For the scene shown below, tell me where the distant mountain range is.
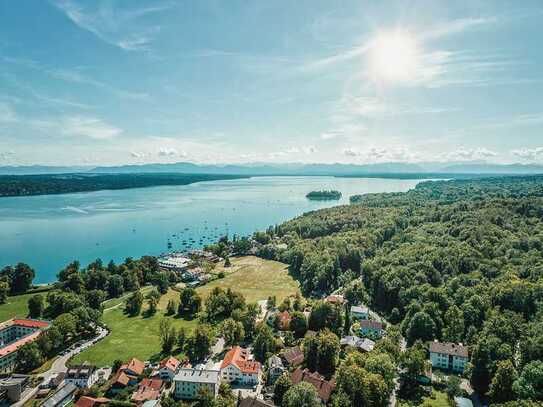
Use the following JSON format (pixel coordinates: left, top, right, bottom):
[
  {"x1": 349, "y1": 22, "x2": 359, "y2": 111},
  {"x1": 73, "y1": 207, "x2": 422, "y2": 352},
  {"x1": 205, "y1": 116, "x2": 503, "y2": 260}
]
[{"x1": 1, "y1": 161, "x2": 542, "y2": 176}]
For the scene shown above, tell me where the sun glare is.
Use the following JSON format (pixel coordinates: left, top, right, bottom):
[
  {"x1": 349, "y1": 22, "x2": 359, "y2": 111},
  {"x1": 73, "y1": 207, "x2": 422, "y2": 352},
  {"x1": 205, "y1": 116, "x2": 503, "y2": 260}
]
[{"x1": 368, "y1": 30, "x2": 420, "y2": 83}]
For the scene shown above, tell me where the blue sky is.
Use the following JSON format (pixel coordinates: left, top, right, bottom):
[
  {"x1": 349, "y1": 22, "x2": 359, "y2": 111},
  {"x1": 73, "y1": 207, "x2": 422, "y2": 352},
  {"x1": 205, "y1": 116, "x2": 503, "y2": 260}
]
[{"x1": 1, "y1": 0, "x2": 542, "y2": 166}]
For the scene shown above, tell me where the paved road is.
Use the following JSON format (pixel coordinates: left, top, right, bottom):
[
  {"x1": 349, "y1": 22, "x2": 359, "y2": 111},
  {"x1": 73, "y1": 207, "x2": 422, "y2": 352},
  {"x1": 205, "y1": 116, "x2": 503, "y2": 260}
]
[{"x1": 13, "y1": 326, "x2": 109, "y2": 407}]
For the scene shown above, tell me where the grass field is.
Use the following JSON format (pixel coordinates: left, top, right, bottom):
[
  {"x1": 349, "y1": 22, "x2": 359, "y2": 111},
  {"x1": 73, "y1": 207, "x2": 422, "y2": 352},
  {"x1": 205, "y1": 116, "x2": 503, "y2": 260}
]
[
  {"x1": 197, "y1": 256, "x2": 300, "y2": 304},
  {"x1": 398, "y1": 390, "x2": 451, "y2": 407},
  {"x1": 72, "y1": 256, "x2": 297, "y2": 366},
  {"x1": 0, "y1": 293, "x2": 32, "y2": 321}
]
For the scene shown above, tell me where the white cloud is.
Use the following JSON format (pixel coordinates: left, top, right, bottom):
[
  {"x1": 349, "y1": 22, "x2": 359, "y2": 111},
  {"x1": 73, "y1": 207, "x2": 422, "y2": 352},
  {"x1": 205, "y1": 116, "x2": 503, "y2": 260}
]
[
  {"x1": 343, "y1": 148, "x2": 360, "y2": 157},
  {"x1": 511, "y1": 147, "x2": 543, "y2": 161},
  {"x1": 303, "y1": 145, "x2": 317, "y2": 154},
  {"x1": 130, "y1": 151, "x2": 147, "y2": 158},
  {"x1": 439, "y1": 147, "x2": 497, "y2": 161},
  {"x1": 62, "y1": 116, "x2": 122, "y2": 140},
  {"x1": 53, "y1": 0, "x2": 172, "y2": 51},
  {"x1": 158, "y1": 147, "x2": 178, "y2": 157}
]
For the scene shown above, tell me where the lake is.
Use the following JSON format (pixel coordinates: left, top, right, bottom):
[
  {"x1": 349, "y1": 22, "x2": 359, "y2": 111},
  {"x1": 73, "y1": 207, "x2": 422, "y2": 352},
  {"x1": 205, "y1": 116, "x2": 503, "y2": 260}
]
[{"x1": 0, "y1": 176, "x2": 423, "y2": 283}]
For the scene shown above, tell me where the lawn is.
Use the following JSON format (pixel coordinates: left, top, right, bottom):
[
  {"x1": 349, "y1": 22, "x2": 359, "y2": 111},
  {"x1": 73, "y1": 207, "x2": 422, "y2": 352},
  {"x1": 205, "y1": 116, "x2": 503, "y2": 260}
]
[
  {"x1": 71, "y1": 290, "x2": 198, "y2": 367},
  {"x1": 72, "y1": 256, "x2": 299, "y2": 367},
  {"x1": 0, "y1": 293, "x2": 32, "y2": 321},
  {"x1": 197, "y1": 256, "x2": 300, "y2": 304}
]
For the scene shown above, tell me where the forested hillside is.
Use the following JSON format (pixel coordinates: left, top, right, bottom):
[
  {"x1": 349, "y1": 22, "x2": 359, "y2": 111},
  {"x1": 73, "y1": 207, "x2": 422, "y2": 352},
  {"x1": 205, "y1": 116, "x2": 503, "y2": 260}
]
[{"x1": 258, "y1": 175, "x2": 543, "y2": 401}]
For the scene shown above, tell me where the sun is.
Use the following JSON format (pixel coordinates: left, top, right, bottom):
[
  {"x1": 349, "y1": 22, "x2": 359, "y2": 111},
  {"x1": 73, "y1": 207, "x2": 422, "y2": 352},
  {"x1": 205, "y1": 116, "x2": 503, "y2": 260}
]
[{"x1": 368, "y1": 29, "x2": 420, "y2": 83}]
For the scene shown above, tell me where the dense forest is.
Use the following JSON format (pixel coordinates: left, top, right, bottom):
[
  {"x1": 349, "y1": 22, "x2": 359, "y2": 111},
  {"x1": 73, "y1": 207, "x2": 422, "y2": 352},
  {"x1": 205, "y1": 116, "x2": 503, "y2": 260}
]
[
  {"x1": 0, "y1": 173, "x2": 247, "y2": 197},
  {"x1": 306, "y1": 190, "x2": 342, "y2": 200},
  {"x1": 256, "y1": 175, "x2": 543, "y2": 403}
]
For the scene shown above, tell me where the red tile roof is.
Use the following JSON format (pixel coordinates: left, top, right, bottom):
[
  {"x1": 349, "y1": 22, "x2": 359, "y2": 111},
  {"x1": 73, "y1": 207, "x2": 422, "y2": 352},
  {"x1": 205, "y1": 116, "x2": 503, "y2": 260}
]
[
  {"x1": 131, "y1": 387, "x2": 160, "y2": 403},
  {"x1": 359, "y1": 320, "x2": 383, "y2": 330},
  {"x1": 277, "y1": 311, "x2": 291, "y2": 330},
  {"x1": 13, "y1": 319, "x2": 50, "y2": 329},
  {"x1": 121, "y1": 358, "x2": 145, "y2": 376},
  {"x1": 138, "y1": 378, "x2": 163, "y2": 391},
  {"x1": 0, "y1": 331, "x2": 41, "y2": 357},
  {"x1": 291, "y1": 368, "x2": 335, "y2": 403},
  {"x1": 325, "y1": 295, "x2": 345, "y2": 304},
  {"x1": 159, "y1": 356, "x2": 180, "y2": 372},
  {"x1": 75, "y1": 396, "x2": 110, "y2": 407},
  {"x1": 111, "y1": 371, "x2": 131, "y2": 387},
  {"x1": 282, "y1": 346, "x2": 304, "y2": 366},
  {"x1": 221, "y1": 346, "x2": 261, "y2": 374}
]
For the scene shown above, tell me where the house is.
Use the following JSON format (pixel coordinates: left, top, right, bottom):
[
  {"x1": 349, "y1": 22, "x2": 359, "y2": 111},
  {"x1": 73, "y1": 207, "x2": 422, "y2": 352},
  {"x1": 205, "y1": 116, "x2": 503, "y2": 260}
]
[
  {"x1": 0, "y1": 318, "x2": 50, "y2": 373},
  {"x1": 358, "y1": 320, "x2": 384, "y2": 339},
  {"x1": 65, "y1": 365, "x2": 99, "y2": 388},
  {"x1": 325, "y1": 294, "x2": 345, "y2": 305},
  {"x1": 282, "y1": 346, "x2": 304, "y2": 367},
  {"x1": 131, "y1": 378, "x2": 163, "y2": 404},
  {"x1": 340, "y1": 336, "x2": 375, "y2": 352},
  {"x1": 429, "y1": 341, "x2": 469, "y2": 373},
  {"x1": 220, "y1": 346, "x2": 261, "y2": 385},
  {"x1": 239, "y1": 396, "x2": 274, "y2": 407},
  {"x1": 454, "y1": 396, "x2": 474, "y2": 407},
  {"x1": 291, "y1": 368, "x2": 335, "y2": 404},
  {"x1": 41, "y1": 383, "x2": 78, "y2": 407},
  {"x1": 266, "y1": 355, "x2": 285, "y2": 384},
  {"x1": 174, "y1": 368, "x2": 220, "y2": 400},
  {"x1": 110, "y1": 371, "x2": 132, "y2": 392},
  {"x1": 276, "y1": 311, "x2": 291, "y2": 331},
  {"x1": 350, "y1": 305, "x2": 369, "y2": 320},
  {"x1": 75, "y1": 396, "x2": 110, "y2": 407},
  {"x1": 120, "y1": 358, "x2": 146, "y2": 377},
  {"x1": 159, "y1": 356, "x2": 181, "y2": 381}
]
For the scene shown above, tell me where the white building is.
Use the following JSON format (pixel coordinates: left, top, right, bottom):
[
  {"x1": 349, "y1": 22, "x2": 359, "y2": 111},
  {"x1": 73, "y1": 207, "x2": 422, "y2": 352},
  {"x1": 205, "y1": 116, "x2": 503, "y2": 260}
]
[
  {"x1": 220, "y1": 346, "x2": 261, "y2": 385},
  {"x1": 429, "y1": 341, "x2": 469, "y2": 373},
  {"x1": 64, "y1": 365, "x2": 99, "y2": 388},
  {"x1": 174, "y1": 368, "x2": 220, "y2": 400},
  {"x1": 158, "y1": 254, "x2": 191, "y2": 272}
]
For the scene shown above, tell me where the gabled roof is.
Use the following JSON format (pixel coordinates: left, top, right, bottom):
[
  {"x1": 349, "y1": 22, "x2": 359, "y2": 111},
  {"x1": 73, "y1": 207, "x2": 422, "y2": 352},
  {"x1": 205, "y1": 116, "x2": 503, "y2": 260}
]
[
  {"x1": 159, "y1": 356, "x2": 180, "y2": 372},
  {"x1": 325, "y1": 294, "x2": 345, "y2": 304},
  {"x1": 0, "y1": 331, "x2": 41, "y2": 357},
  {"x1": 282, "y1": 346, "x2": 304, "y2": 366},
  {"x1": 239, "y1": 397, "x2": 274, "y2": 407},
  {"x1": 430, "y1": 341, "x2": 469, "y2": 358},
  {"x1": 111, "y1": 371, "x2": 131, "y2": 387},
  {"x1": 138, "y1": 378, "x2": 163, "y2": 391},
  {"x1": 291, "y1": 368, "x2": 335, "y2": 403},
  {"x1": 340, "y1": 335, "x2": 375, "y2": 352},
  {"x1": 131, "y1": 387, "x2": 160, "y2": 403},
  {"x1": 351, "y1": 305, "x2": 369, "y2": 314},
  {"x1": 121, "y1": 358, "x2": 145, "y2": 376},
  {"x1": 221, "y1": 346, "x2": 261, "y2": 374},
  {"x1": 267, "y1": 355, "x2": 284, "y2": 369},
  {"x1": 277, "y1": 311, "x2": 291, "y2": 330},
  {"x1": 75, "y1": 396, "x2": 110, "y2": 407}
]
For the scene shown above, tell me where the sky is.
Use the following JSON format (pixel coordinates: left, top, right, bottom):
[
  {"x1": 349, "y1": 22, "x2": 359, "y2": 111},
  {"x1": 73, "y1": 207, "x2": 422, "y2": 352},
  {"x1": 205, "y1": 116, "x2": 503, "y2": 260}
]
[{"x1": 1, "y1": 0, "x2": 542, "y2": 166}]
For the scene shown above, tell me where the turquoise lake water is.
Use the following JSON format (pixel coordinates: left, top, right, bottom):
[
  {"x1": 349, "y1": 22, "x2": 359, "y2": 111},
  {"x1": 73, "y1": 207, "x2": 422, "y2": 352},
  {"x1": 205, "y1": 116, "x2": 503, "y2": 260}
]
[{"x1": 0, "y1": 176, "x2": 423, "y2": 283}]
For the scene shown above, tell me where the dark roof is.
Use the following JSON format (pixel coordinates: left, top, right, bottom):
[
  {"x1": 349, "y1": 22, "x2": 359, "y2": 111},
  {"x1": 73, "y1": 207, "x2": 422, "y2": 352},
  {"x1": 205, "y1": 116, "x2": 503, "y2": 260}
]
[
  {"x1": 430, "y1": 341, "x2": 469, "y2": 358},
  {"x1": 291, "y1": 368, "x2": 335, "y2": 403},
  {"x1": 282, "y1": 346, "x2": 304, "y2": 366},
  {"x1": 66, "y1": 365, "x2": 96, "y2": 380},
  {"x1": 359, "y1": 320, "x2": 383, "y2": 330},
  {"x1": 239, "y1": 397, "x2": 274, "y2": 407}
]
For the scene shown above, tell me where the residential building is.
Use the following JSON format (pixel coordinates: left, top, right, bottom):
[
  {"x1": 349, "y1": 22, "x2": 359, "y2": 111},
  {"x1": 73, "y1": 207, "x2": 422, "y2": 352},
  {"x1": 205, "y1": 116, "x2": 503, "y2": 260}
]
[
  {"x1": 41, "y1": 383, "x2": 78, "y2": 407},
  {"x1": 0, "y1": 318, "x2": 50, "y2": 373},
  {"x1": 131, "y1": 378, "x2": 163, "y2": 404},
  {"x1": 350, "y1": 305, "x2": 369, "y2": 320},
  {"x1": 174, "y1": 368, "x2": 220, "y2": 400},
  {"x1": 220, "y1": 346, "x2": 261, "y2": 385},
  {"x1": 0, "y1": 374, "x2": 29, "y2": 404},
  {"x1": 266, "y1": 355, "x2": 285, "y2": 384},
  {"x1": 120, "y1": 357, "x2": 146, "y2": 377},
  {"x1": 429, "y1": 341, "x2": 469, "y2": 373},
  {"x1": 291, "y1": 368, "x2": 335, "y2": 404},
  {"x1": 75, "y1": 396, "x2": 110, "y2": 407},
  {"x1": 340, "y1": 335, "x2": 375, "y2": 352},
  {"x1": 110, "y1": 371, "x2": 132, "y2": 393},
  {"x1": 159, "y1": 356, "x2": 181, "y2": 381},
  {"x1": 239, "y1": 397, "x2": 274, "y2": 407},
  {"x1": 65, "y1": 365, "x2": 99, "y2": 388},
  {"x1": 158, "y1": 254, "x2": 191, "y2": 272},
  {"x1": 276, "y1": 311, "x2": 291, "y2": 331},
  {"x1": 325, "y1": 294, "x2": 345, "y2": 305},
  {"x1": 358, "y1": 320, "x2": 384, "y2": 339},
  {"x1": 281, "y1": 346, "x2": 304, "y2": 367}
]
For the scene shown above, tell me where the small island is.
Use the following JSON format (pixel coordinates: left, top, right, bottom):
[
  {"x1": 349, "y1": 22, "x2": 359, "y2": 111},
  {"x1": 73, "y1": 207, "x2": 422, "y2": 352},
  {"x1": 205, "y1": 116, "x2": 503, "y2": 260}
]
[{"x1": 306, "y1": 190, "x2": 342, "y2": 200}]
